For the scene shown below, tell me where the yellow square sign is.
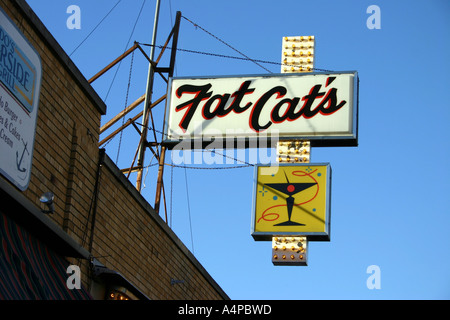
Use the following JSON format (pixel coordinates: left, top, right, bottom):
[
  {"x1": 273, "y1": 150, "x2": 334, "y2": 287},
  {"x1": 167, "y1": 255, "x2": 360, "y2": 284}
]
[{"x1": 252, "y1": 164, "x2": 331, "y2": 241}]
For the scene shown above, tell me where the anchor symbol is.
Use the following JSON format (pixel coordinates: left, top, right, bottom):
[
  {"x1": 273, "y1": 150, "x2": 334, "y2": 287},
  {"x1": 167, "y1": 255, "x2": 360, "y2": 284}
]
[{"x1": 16, "y1": 139, "x2": 29, "y2": 173}]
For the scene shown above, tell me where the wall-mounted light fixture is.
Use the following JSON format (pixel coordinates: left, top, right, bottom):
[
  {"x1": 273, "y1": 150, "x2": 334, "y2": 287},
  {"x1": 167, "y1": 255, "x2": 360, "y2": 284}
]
[
  {"x1": 40, "y1": 192, "x2": 54, "y2": 214},
  {"x1": 107, "y1": 289, "x2": 131, "y2": 300}
]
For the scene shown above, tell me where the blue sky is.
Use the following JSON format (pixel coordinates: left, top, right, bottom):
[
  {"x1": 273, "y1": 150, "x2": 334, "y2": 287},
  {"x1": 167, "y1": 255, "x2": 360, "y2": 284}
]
[{"x1": 25, "y1": 0, "x2": 450, "y2": 300}]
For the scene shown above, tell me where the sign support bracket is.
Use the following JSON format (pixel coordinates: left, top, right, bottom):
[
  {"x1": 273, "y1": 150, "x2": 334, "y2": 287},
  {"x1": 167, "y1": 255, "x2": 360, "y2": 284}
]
[
  {"x1": 91, "y1": 8, "x2": 183, "y2": 223},
  {"x1": 273, "y1": 35, "x2": 316, "y2": 266}
]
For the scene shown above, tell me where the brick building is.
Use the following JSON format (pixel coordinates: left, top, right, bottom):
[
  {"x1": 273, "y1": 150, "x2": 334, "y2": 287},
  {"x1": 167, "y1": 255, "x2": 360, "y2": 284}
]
[{"x1": 0, "y1": 0, "x2": 228, "y2": 300}]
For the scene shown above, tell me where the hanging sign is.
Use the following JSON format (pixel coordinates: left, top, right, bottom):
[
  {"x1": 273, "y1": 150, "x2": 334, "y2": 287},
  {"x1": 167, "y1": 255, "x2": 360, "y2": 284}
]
[
  {"x1": 164, "y1": 71, "x2": 358, "y2": 148},
  {"x1": 251, "y1": 163, "x2": 331, "y2": 241},
  {"x1": 0, "y1": 7, "x2": 42, "y2": 191}
]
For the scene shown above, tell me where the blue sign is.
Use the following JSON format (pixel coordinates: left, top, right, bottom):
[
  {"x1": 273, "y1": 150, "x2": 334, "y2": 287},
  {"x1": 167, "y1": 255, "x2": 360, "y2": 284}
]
[
  {"x1": 0, "y1": 7, "x2": 42, "y2": 191},
  {"x1": 0, "y1": 25, "x2": 37, "y2": 113}
]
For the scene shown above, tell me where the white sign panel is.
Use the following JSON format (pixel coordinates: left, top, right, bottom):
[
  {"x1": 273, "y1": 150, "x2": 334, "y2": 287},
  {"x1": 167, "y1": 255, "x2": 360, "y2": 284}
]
[
  {"x1": 0, "y1": 8, "x2": 42, "y2": 191},
  {"x1": 164, "y1": 71, "x2": 358, "y2": 148}
]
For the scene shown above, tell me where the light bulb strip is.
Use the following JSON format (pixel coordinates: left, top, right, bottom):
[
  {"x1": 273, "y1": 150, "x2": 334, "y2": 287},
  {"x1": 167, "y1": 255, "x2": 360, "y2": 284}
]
[{"x1": 272, "y1": 236, "x2": 308, "y2": 266}]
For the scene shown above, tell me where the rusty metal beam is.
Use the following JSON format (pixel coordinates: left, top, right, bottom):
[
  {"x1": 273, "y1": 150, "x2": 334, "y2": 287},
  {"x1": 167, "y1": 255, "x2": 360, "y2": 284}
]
[
  {"x1": 100, "y1": 94, "x2": 145, "y2": 134},
  {"x1": 88, "y1": 42, "x2": 139, "y2": 84},
  {"x1": 98, "y1": 94, "x2": 166, "y2": 146},
  {"x1": 154, "y1": 11, "x2": 182, "y2": 215}
]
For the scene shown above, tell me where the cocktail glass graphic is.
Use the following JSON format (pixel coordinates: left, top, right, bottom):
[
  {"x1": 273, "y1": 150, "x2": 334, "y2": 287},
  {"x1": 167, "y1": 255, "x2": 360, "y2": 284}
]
[{"x1": 264, "y1": 171, "x2": 316, "y2": 226}]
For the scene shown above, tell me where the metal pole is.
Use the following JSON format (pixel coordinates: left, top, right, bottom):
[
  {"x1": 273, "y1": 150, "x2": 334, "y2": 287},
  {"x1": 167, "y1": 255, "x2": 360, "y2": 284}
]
[
  {"x1": 154, "y1": 11, "x2": 182, "y2": 215},
  {"x1": 136, "y1": 0, "x2": 161, "y2": 192}
]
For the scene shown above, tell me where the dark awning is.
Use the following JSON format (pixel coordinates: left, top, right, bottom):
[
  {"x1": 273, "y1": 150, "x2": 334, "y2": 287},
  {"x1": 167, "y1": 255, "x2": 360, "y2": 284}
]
[{"x1": 0, "y1": 212, "x2": 92, "y2": 300}]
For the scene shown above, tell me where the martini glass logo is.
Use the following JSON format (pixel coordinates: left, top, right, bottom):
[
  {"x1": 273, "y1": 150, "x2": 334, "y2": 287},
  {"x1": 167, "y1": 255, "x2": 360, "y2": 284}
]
[{"x1": 258, "y1": 169, "x2": 319, "y2": 226}]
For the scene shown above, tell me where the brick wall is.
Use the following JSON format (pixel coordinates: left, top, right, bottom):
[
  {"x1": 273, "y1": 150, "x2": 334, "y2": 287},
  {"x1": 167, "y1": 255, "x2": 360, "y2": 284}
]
[
  {"x1": 92, "y1": 154, "x2": 226, "y2": 299},
  {"x1": 1, "y1": 0, "x2": 227, "y2": 300},
  {"x1": 0, "y1": 0, "x2": 102, "y2": 245}
]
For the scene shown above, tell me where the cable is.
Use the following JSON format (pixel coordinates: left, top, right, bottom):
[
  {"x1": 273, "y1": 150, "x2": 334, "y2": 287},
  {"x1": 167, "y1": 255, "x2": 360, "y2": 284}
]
[
  {"x1": 166, "y1": 163, "x2": 253, "y2": 170},
  {"x1": 139, "y1": 43, "x2": 334, "y2": 73},
  {"x1": 133, "y1": 122, "x2": 256, "y2": 168},
  {"x1": 184, "y1": 166, "x2": 194, "y2": 254},
  {"x1": 142, "y1": 153, "x2": 157, "y2": 190},
  {"x1": 168, "y1": 0, "x2": 173, "y2": 27},
  {"x1": 181, "y1": 15, "x2": 272, "y2": 74},
  {"x1": 104, "y1": 0, "x2": 146, "y2": 102},
  {"x1": 70, "y1": 0, "x2": 122, "y2": 56},
  {"x1": 170, "y1": 153, "x2": 174, "y2": 228},
  {"x1": 115, "y1": 50, "x2": 135, "y2": 164}
]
